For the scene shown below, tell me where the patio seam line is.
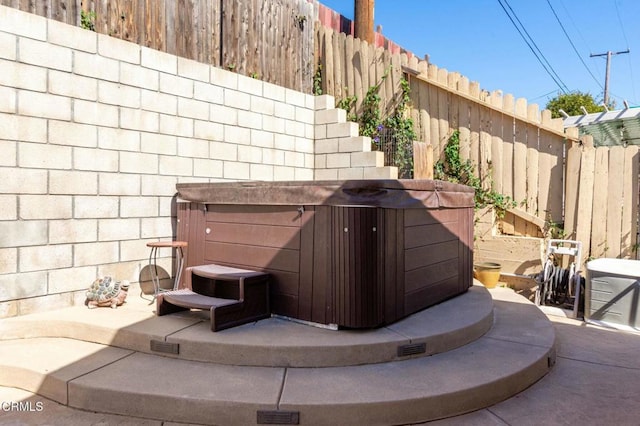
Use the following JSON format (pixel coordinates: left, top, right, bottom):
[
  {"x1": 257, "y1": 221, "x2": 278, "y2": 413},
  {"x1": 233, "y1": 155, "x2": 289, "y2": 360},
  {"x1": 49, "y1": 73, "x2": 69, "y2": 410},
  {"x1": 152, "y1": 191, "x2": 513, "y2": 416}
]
[
  {"x1": 485, "y1": 407, "x2": 512, "y2": 426},
  {"x1": 482, "y1": 335, "x2": 554, "y2": 351},
  {"x1": 378, "y1": 325, "x2": 420, "y2": 343},
  {"x1": 65, "y1": 349, "x2": 137, "y2": 399},
  {"x1": 555, "y1": 354, "x2": 640, "y2": 370},
  {"x1": 276, "y1": 366, "x2": 289, "y2": 410},
  {"x1": 163, "y1": 320, "x2": 208, "y2": 340}
]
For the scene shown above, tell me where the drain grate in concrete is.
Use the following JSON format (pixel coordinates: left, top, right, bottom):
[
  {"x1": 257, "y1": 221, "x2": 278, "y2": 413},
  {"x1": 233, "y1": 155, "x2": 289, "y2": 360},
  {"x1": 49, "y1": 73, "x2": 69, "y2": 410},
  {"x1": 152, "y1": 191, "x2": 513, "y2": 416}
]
[
  {"x1": 397, "y1": 342, "x2": 427, "y2": 357},
  {"x1": 150, "y1": 340, "x2": 179, "y2": 354},
  {"x1": 257, "y1": 410, "x2": 300, "y2": 424}
]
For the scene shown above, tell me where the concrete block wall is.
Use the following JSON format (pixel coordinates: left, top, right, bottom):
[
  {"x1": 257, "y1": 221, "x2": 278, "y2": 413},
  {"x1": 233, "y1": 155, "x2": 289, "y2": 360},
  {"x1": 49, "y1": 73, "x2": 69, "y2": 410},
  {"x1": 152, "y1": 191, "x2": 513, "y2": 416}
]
[{"x1": 0, "y1": 5, "x2": 395, "y2": 317}]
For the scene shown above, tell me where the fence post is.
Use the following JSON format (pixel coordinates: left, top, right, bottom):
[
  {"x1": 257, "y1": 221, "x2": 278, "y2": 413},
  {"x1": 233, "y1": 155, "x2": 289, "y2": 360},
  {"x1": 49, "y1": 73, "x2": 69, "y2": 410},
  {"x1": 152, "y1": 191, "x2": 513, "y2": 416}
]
[
  {"x1": 563, "y1": 128, "x2": 581, "y2": 241},
  {"x1": 412, "y1": 142, "x2": 433, "y2": 179},
  {"x1": 574, "y1": 136, "x2": 596, "y2": 262}
]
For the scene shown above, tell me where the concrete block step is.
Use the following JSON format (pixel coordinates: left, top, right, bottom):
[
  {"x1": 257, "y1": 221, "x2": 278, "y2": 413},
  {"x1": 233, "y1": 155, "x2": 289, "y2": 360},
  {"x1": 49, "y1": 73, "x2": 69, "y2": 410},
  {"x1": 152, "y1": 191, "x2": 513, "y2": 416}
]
[
  {"x1": 0, "y1": 285, "x2": 494, "y2": 368},
  {"x1": 0, "y1": 287, "x2": 556, "y2": 425}
]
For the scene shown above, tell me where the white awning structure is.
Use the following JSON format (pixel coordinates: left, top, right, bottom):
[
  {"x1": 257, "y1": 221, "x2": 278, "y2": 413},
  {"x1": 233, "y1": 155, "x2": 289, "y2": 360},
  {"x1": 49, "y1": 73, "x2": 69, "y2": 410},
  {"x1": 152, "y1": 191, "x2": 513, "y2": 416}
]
[{"x1": 563, "y1": 107, "x2": 640, "y2": 147}]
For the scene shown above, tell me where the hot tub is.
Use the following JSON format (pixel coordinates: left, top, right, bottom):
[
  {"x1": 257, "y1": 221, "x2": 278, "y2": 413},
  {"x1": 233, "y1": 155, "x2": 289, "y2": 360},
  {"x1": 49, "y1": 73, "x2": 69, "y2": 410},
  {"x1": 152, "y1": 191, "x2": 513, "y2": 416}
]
[
  {"x1": 585, "y1": 258, "x2": 640, "y2": 331},
  {"x1": 175, "y1": 180, "x2": 474, "y2": 328}
]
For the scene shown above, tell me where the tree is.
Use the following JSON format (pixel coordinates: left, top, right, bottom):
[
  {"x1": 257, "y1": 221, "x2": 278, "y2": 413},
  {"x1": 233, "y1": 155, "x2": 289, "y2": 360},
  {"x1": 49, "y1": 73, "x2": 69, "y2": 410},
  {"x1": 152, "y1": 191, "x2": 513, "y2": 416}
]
[{"x1": 545, "y1": 91, "x2": 606, "y2": 118}]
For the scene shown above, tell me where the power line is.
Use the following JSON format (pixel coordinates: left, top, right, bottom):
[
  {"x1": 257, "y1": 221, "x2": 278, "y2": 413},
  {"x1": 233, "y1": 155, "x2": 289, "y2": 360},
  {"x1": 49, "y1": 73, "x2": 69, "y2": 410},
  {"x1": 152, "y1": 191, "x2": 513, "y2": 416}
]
[
  {"x1": 555, "y1": 0, "x2": 636, "y2": 105},
  {"x1": 613, "y1": 0, "x2": 637, "y2": 104},
  {"x1": 500, "y1": 0, "x2": 568, "y2": 92},
  {"x1": 546, "y1": 0, "x2": 603, "y2": 90},
  {"x1": 497, "y1": 0, "x2": 569, "y2": 94},
  {"x1": 614, "y1": 0, "x2": 630, "y2": 48},
  {"x1": 530, "y1": 89, "x2": 561, "y2": 102},
  {"x1": 558, "y1": 1, "x2": 594, "y2": 56}
]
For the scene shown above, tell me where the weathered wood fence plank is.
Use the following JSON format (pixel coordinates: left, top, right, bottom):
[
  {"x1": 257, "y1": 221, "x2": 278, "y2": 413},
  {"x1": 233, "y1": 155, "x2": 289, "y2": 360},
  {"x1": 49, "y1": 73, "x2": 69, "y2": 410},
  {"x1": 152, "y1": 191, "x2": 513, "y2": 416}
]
[
  {"x1": 607, "y1": 146, "x2": 625, "y2": 258},
  {"x1": 437, "y1": 68, "x2": 450, "y2": 163},
  {"x1": 427, "y1": 64, "x2": 440, "y2": 162},
  {"x1": 525, "y1": 104, "x2": 539, "y2": 223},
  {"x1": 353, "y1": 36, "x2": 363, "y2": 111},
  {"x1": 468, "y1": 81, "x2": 480, "y2": 175},
  {"x1": 490, "y1": 91, "x2": 503, "y2": 195},
  {"x1": 332, "y1": 30, "x2": 343, "y2": 100},
  {"x1": 345, "y1": 34, "x2": 355, "y2": 100},
  {"x1": 513, "y1": 99, "x2": 528, "y2": 209},
  {"x1": 479, "y1": 97, "x2": 492, "y2": 191},
  {"x1": 457, "y1": 77, "x2": 470, "y2": 164},
  {"x1": 621, "y1": 146, "x2": 640, "y2": 258},
  {"x1": 417, "y1": 61, "x2": 430, "y2": 145},
  {"x1": 575, "y1": 138, "x2": 596, "y2": 261},
  {"x1": 590, "y1": 147, "x2": 609, "y2": 258},
  {"x1": 563, "y1": 136, "x2": 582, "y2": 241},
  {"x1": 501, "y1": 94, "x2": 514, "y2": 201}
]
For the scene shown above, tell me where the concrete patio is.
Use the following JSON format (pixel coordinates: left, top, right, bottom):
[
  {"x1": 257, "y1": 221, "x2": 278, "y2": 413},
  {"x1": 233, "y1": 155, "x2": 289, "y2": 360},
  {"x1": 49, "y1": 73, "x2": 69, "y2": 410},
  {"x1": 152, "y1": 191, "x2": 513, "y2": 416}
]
[{"x1": 0, "y1": 285, "x2": 639, "y2": 425}]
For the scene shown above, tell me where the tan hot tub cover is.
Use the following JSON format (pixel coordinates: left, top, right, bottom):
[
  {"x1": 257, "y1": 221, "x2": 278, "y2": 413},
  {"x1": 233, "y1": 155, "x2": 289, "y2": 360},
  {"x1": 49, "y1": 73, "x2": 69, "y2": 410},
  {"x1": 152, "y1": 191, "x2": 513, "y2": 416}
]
[{"x1": 176, "y1": 179, "x2": 475, "y2": 209}]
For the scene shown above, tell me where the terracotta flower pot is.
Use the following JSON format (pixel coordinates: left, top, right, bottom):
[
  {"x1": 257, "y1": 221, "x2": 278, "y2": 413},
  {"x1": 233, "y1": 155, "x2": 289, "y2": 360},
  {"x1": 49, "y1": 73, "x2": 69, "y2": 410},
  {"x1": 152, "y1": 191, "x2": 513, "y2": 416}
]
[{"x1": 474, "y1": 262, "x2": 502, "y2": 289}]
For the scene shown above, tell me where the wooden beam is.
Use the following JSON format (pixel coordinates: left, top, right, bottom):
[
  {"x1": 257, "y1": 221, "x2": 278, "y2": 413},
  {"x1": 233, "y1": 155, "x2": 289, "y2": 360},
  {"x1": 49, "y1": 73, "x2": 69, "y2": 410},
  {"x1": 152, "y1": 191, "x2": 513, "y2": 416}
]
[
  {"x1": 475, "y1": 236, "x2": 544, "y2": 276},
  {"x1": 505, "y1": 208, "x2": 546, "y2": 235},
  {"x1": 354, "y1": 0, "x2": 374, "y2": 44}
]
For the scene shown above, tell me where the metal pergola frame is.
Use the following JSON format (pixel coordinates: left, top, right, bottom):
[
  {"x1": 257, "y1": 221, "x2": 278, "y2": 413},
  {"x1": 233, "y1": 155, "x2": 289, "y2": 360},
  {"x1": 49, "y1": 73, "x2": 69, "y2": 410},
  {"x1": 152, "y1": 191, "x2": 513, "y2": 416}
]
[{"x1": 563, "y1": 107, "x2": 640, "y2": 147}]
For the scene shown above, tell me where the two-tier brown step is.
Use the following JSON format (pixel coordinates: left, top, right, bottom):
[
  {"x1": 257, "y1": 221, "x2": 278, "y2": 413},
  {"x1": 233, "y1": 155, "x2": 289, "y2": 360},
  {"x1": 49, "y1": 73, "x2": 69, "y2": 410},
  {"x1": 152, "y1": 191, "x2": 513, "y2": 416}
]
[{"x1": 157, "y1": 264, "x2": 271, "y2": 331}]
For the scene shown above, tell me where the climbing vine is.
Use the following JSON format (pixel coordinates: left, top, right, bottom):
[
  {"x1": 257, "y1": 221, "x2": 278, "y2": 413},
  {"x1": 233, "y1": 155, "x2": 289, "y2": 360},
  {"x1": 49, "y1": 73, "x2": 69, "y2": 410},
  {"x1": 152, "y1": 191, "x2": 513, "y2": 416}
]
[
  {"x1": 435, "y1": 130, "x2": 517, "y2": 217},
  {"x1": 80, "y1": 10, "x2": 96, "y2": 31},
  {"x1": 384, "y1": 77, "x2": 415, "y2": 178},
  {"x1": 358, "y1": 80, "x2": 383, "y2": 140},
  {"x1": 335, "y1": 91, "x2": 357, "y2": 122},
  {"x1": 335, "y1": 67, "x2": 416, "y2": 178},
  {"x1": 313, "y1": 64, "x2": 323, "y2": 96}
]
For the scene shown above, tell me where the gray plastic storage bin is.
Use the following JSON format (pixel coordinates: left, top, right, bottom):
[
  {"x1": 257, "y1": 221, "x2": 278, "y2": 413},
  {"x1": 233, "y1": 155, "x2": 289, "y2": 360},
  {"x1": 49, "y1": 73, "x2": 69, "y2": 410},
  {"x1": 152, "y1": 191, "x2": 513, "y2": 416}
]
[{"x1": 585, "y1": 258, "x2": 640, "y2": 331}]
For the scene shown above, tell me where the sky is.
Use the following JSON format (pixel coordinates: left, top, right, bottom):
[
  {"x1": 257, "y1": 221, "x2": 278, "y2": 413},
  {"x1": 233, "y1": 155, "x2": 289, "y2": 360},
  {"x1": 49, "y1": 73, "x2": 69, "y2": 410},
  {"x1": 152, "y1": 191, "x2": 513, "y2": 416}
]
[{"x1": 318, "y1": 0, "x2": 640, "y2": 109}]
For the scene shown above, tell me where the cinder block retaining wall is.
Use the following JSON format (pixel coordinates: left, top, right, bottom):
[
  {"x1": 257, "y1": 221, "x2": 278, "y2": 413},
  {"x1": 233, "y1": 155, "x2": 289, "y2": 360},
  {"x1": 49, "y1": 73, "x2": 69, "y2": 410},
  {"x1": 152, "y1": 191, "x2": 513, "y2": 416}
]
[{"x1": 0, "y1": 6, "x2": 394, "y2": 317}]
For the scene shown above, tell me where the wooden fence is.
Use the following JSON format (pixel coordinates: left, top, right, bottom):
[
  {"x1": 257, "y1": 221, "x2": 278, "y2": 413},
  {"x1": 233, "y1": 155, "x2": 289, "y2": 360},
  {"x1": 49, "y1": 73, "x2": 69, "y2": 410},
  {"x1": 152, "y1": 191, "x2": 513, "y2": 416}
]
[
  {"x1": 316, "y1": 25, "x2": 639, "y2": 262},
  {"x1": 316, "y1": 25, "x2": 571, "y2": 226},
  {"x1": 315, "y1": 24, "x2": 406, "y2": 120},
  {"x1": 565, "y1": 138, "x2": 639, "y2": 260},
  {"x1": 0, "y1": 0, "x2": 317, "y2": 93}
]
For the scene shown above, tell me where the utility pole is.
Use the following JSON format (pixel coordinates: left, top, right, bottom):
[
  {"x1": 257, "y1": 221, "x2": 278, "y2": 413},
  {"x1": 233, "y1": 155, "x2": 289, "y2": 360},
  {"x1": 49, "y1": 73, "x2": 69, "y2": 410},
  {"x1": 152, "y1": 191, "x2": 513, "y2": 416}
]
[
  {"x1": 590, "y1": 49, "x2": 630, "y2": 107},
  {"x1": 354, "y1": 0, "x2": 375, "y2": 44}
]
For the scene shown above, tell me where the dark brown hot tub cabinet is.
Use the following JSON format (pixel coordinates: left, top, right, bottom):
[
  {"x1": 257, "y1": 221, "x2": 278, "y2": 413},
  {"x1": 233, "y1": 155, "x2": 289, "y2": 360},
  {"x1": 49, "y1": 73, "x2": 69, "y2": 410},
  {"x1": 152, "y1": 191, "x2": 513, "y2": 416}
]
[{"x1": 176, "y1": 180, "x2": 474, "y2": 328}]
